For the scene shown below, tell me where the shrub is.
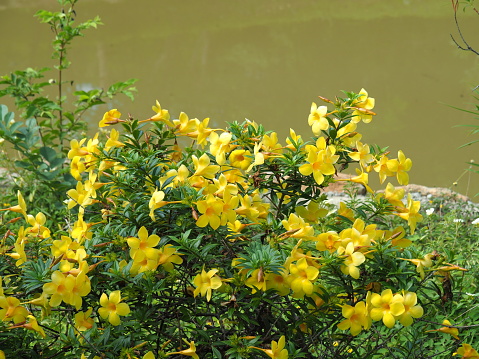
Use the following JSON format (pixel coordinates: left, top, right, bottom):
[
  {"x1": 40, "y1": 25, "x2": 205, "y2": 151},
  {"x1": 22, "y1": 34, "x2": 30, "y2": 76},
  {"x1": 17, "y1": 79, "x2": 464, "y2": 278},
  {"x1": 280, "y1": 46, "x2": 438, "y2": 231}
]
[{"x1": 1, "y1": 89, "x2": 478, "y2": 358}]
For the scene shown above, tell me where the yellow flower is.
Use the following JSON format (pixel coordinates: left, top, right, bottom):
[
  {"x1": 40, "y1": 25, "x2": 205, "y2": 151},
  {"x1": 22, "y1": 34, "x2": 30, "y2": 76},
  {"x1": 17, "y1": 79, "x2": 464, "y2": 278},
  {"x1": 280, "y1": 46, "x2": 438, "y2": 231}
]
[
  {"x1": 373, "y1": 155, "x2": 393, "y2": 183},
  {"x1": 42, "y1": 271, "x2": 75, "y2": 307},
  {"x1": 455, "y1": 343, "x2": 479, "y2": 358},
  {"x1": 387, "y1": 150, "x2": 412, "y2": 185},
  {"x1": 397, "y1": 291, "x2": 423, "y2": 326},
  {"x1": 426, "y1": 319, "x2": 459, "y2": 340},
  {"x1": 382, "y1": 182, "x2": 405, "y2": 207},
  {"x1": 68, "y1": 138, "x2": 89, "y2": 159},
  {"x1": 315, "y1": 231, "x2": 341, "y2": 253},
  {"x1": 193, "y1": 267, "x2": 223, "y2": 301},
  {"x1": 209, "y1": 131, "x2": 232, "y2": 165},
  {"x1": 349, "y1": 141, "x2": 374, "y2": 169},
  {"x1": 127, "y1": 226, "x2": 161, "y2": 261},
  {"x1": 338, "y1": 242, "x2": 365, "y2": 279},
  {"x1": 26, "y1": 212, "x2": 51, "y2": 238},
  {"x1": 166, "y1": 339, "x2": 199, "y2": 359},
  {"x1": 308, "y1": 102, "x2": 329, "y2": 135},
  {"x1": 0, "y1": 191, "x2": 27, "y2": 220},
  {"x1": 400, "y1": 253, "x2": 433, "y2": 279},
  {"x1": 245, "y1": 268, "x2": 268, "y2": 293},
  {"x1": 196, "y1": 194, "x2": 223, "y2": 230},
  {"x1": 157, "y1": 244, "x2": 183, "y2": 272},
  {"x1": 251, "y1": 335, "x2": 288, "y2": 359},
  {"x1": 0, "y1": 296, "x2": 29, "y2": 323},
  {"x1": 8, "y1": 314, "x2": 46, "y2": 338},
  {"x1": 396, "y1": 194, "x2": 423, "y2": 234},
  {"x1": 143, "y1": 100, "x2": 173, "y2": 126},
  {"x1": 351, "y1": 88, "x2": 375, "y2": 123},
  {"x1": 74, "y1": 307, "x2": 94, "y2": 331},
  {"x1": 281, "y1": 213, "x2": 314, "y2": 240},
  {"x1": 265, "y1": 271, "x2": 290, "y2": 296},
  {"x1": 229, "y1": 149, "x2": 253, "y2": 171},
  {"x1": 192, "y1": 153, "x2": 220, "y2": 179},
  {"x1": 299, "y1": 138, "x2": 338, "y2": 185},
  {"x1": 285, "y1": 128, "x2": 303, "y2": 150},
  {"x1": 173, "y1": 112, "x2": 200, "y2": 135},
  {"x1": 289, "y1": 258, "x2": 319, "y2": 297},
  {"x1": 295, "y1": 201, "x2": 328, "y2": 224},
  {"x1": 149, "y1": 189, "x2": 166, "y2": 221},
  {"x1": 370, "y1": 289, "x2": 405, "y2": 328},
  {"x1": 98, "y1": 290, "x2": 130, "y2": 326},
  {"x1": 99, "y1": 109, "x2": 122, "y2": 127},
  {"x1": 104, "y1": 128, "x2": 125, "y2": 151},
  {"x1": 337, "y1": 301, "x2": 370, "y2": 336}
]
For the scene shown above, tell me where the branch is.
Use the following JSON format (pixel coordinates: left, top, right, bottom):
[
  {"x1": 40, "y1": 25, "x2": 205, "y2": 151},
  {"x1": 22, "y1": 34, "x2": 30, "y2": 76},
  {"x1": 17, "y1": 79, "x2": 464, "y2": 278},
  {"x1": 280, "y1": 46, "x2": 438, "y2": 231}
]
[{"x1": 450, "y1": 0, "x2": 479, "y2": 57}]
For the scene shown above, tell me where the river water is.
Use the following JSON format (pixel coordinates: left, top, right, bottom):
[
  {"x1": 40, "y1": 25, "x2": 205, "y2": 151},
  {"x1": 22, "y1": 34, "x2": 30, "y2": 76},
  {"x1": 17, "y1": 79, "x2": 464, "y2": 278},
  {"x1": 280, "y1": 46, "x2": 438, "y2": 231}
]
[{"x1": 1, "y1": 0, "x2": 479, "y2": 198}]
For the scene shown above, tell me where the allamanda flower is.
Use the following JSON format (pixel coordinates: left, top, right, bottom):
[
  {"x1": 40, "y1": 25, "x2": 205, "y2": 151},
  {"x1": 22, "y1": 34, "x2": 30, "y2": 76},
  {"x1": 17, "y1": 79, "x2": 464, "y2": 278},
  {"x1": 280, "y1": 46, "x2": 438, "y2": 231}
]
[
  {"x1": 251, "y1": 335, "x2": 289, "y2": 359},
  {"x1": 193, "y1": 267, "x2": 223, "y2": 301},
  {"x1": 98, "y1": 290, "x2": 130, "y2": 326}
]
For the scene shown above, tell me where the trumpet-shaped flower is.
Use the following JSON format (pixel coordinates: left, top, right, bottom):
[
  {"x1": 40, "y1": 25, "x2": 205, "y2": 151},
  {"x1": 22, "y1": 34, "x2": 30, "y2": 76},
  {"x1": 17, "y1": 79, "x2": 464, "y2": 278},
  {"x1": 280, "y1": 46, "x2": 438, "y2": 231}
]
[
  {"x1": 387, "y1": 150, "x2": 412, "y2": 185},
  {"x1": 98, "y1": 290, "x2": 130, "y2": 326},
  {"x1": 295, "y1": 201, "x2": 328, "y2": 224},
  {"x1": 338, "y1": 242, "x2": 366, "y2": 279},
  {"x1": 299, "y1": 140, "x2": 338, "y2": 185},
  {"x1": 26, "y1": 212, "x2": 51, "y2": 238},
  {"x1": 400, "y1": 253, "x2": 433, "y2": 279},
  {"x1": 0, "y1": 191, "x2": 27, "y2": 220},
  {"x1": 308, "y1": 102, "x2": 329, "y2": 135},
  {"x1": 127, "y1": 226, "x2": 161, "y2": 261},
  {"x1": 192, "y1": 153, "x2": 220, "y2": 179},
  {"x1": 8, "y1": 314, "x2": 46, "y2": 338},
  {"x1": 196, "y1": 194, "x2": 224, "y2": 230},
  {"x1": 426, "y1": 319, "x2": 459, "y2": 340},
  {"x1": 74, "y1": 307, "x2": 94, "y2": 332},
  {"x1": 209, "y1": 131, "x2": 232, "y2": 165},
  {"x1": 149, "y1": 189, "x2": 166, "y2": 221},
  {"x1": 229, "y1": 149, "x2": 253, "y2": 171},
  {"x1": 374, "y1": 155, "x2": 394, "y2": 183},
  {"x1": 455, "y1": 343, "x2": 479, "y2": 358},
  {"x1": 245, "y1": 268, "x2": 268, "y2": 293},
  {"x1": 42, "y1": 271, "x2": 75, "y2": 307},
  {"x1": 166, "y1": 339, "x2": 199, "y2": 359},
  {"x1": 370, "y1": 289, "x2": 405, "y2": 328},
  {"x1": 289, "y1": 258, "x2": 319, "y2": 297},
  {"x1": 337, "y1": 301, "x2": 370, "y2": 336},
  {"x1": 315, "y1": 231, "x2": 341, "y2": 253},
  {"x1": 251, "y1": 335, "x2": 288, "y2": 359},
  {"x1": 0, "y1": 296, "x2": 29, "y2": 323},
  {"x1": 99, "y1": 109, "x2": 122, "y2": 127},
  {"x1": 104, "y1": 128, "x2": 125, "y2": 151},
  {"x1": 397, "y1": 291, "x2": 423, "y2": 326},
  {"x1": 396, "y1": 194, "x2": 423, "y2": 234},
  {"x1": 193, "y1": 268, "x2": 223, "y2": 301},
  {"x1": 351, "y1": 88, "x2": 375, "y2": 123},
  {"x1": 349, "y1": 141, "x2": 374, "y2": 169},
  {"x1": 157, "y1": 244, "x2": 183, "y2": 272},
  {"x1": 281, "y1": 213, "x2": 314, "y2": 240},
  {"x1": 147, "y1": 100, "x2": 173, "y2": 126}
]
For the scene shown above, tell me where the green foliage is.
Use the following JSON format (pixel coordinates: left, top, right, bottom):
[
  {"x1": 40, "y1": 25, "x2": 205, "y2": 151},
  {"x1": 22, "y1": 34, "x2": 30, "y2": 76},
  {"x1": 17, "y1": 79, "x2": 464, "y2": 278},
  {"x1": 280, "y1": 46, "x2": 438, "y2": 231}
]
[{"x1": 0, "y1": 0, "x2": 137, "y2": 217}]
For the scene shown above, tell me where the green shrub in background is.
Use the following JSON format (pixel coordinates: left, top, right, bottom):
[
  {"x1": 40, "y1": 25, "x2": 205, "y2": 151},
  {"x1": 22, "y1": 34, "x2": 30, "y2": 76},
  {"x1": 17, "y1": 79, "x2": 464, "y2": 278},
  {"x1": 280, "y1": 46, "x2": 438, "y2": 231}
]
[
  {"x1": 0, "y1": 0, "x2": 137, "y2": 218},
  {"x1": 0, "y1": 90, "x2": 478, "y2": 358}
]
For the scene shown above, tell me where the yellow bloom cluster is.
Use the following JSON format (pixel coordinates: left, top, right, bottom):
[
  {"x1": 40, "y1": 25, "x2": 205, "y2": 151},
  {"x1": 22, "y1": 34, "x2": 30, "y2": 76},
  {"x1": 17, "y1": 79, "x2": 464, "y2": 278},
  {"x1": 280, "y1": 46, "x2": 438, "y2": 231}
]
[{"x1": 338, "y1": 289, "x2": 424, "y2": 336}]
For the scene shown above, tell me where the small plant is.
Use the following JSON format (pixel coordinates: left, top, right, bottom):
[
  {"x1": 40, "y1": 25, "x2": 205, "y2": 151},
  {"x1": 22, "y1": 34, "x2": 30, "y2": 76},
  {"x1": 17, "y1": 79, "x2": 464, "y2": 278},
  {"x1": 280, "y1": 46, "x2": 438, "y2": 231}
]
[{"x1": 0, "y1": 0, "x2": 137, "y2": 216}]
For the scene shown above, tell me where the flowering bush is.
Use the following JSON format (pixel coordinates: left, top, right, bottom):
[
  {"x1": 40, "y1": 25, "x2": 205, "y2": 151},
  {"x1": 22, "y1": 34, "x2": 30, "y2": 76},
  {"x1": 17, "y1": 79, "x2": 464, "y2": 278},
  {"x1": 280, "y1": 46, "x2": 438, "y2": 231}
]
[{"x1": 0, "y1": 90, "x2": 478, "y2": 358}]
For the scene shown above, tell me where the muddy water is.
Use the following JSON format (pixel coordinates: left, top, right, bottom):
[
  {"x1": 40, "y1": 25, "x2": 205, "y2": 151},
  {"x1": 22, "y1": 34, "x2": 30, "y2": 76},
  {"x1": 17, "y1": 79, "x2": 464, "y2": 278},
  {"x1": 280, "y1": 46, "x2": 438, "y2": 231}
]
[{"x1": 1, "y1": 0, "x2": 479, "y2": 198}]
